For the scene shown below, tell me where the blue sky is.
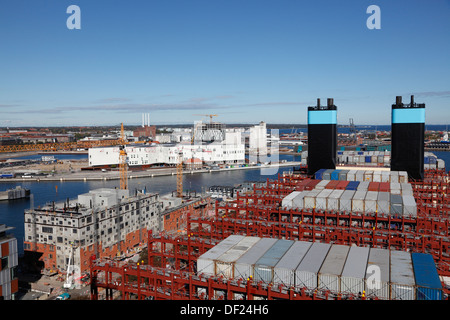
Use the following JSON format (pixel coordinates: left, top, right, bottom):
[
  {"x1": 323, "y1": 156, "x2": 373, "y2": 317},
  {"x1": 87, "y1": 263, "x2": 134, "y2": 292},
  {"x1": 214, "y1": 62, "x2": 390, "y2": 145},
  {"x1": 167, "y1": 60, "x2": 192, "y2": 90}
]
[{"x1": 0, "y1": 0, "x2": 449, "y2": 127}]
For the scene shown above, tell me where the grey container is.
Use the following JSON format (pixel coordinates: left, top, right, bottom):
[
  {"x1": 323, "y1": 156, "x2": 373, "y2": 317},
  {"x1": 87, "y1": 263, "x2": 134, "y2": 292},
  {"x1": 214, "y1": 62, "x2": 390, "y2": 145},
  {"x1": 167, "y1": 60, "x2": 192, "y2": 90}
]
[
  {"x1": 215, "y1": 236, "x2": 261, "y2": 278},
  {"x1": 197, "y1": 235, "x2": 245, "y2": 276},
  {"x1": 316, "y1": 179, "x2": 330, "y2": 190},
  {"x1": 273, "y1": 241, "x2": 312, "y2": 287},
  {"x1": 402, "y1": 195, "x2": 417, "y2": 217},
  {"x1": 318, "y1": 244, "x2": 350, "y2": 293},
  {"x1": 340, "y1": 246, "x2": 370, "y2": 295},
  {"x1": 377, "y1": 192, "x2": 390, "y2": 215},
  {"x1": 295, "y1": 242, "x2": 331, "y2": 290},
  {"x1": 352, "y1": 190, "x2": 367, "y2": 213},
  {"x1": 338, "y1": 170, "x2": 349, "y2": 181},
  {"x1": 364, "y1": 191, "x2": 379, "y2": 214},
  {"x1": 315, "y1": 189, "x2": 333, "y2": 210},
  {"x1": 390, "y1": 250, "x2": 416, "y2": 300},
  {"x1": 253, "y1": 239, "x2": 294, "y2": 284},
  {"x1": 390, "y1": 194, "x2": 403, "y2": 216},
  {"x1": 365, "y1": 248, "x2": 390, "y2": 300},
  {"x1": 327, "y1": 189, "x2": 344, "y2": 211},
  {"x1": 322, "y1": 169, "x2": 334, "y2": 180},
  {"x1": 390, "y1": 182, "x2": 401, "y2": 194},
  {"x1": 357, "y1": 181, "x2": 370, "y2": 191},
  {"x1": 390, "y1": 171, "x2": 399, "y2": 183},
  {"x1": 234, "y1": 237, "x2": 278, "y2": 281},
  {"x1": 347, "y1": 170, "x2": 357, "y2": 181},
  {"x1": 339, "y1": 190, "x2": 355, "y2": 212},
  {"x1": 355, "y1": 171, "x2": 364, "y2": 182},
  {"x1": 400, "y1": 183, "x2": 413, "y2": 196}
]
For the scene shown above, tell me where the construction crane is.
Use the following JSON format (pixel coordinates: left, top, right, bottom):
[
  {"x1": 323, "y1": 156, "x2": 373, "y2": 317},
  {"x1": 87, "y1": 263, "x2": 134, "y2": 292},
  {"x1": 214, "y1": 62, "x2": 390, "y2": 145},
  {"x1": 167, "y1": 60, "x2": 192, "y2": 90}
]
[
  {"x1": 119, "y1": 123, "x2": 128, "y2": 190},
  {"x1": 193, "y1": 114, "x2": 218, "y2": 124},
  {"x1": 176, "y1": 150, "x2": 183, "y2": 198}
]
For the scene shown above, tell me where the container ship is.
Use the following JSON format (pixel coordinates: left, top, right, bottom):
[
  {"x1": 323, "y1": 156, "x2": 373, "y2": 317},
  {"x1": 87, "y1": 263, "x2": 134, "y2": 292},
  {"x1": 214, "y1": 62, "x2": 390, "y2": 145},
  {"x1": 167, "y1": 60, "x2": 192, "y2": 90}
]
[
  {"x1": 87, "y1": 96, "x2": 448, "y2": 300},
  {"x1": 0, "y1": 186, "x2": 30, "y2": 201}
]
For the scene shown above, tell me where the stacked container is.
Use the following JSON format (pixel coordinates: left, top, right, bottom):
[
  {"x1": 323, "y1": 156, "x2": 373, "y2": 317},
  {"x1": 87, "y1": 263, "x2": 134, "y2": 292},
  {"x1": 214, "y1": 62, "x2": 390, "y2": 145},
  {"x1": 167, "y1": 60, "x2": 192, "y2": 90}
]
[
  {"x1": 253, "y1": 239, "x2": 294, "y2": 284},
  {"x1": 390, "y1": 250, "x2": 416, "y2": 300},
  {"x1": 340, "y1": 246, "x2": 370, "y2": 295},
  {"x1": 411, "y1": 253, "x2": 443, "y2": 300},
  {"x1": 365, "y1": 248, "x2": 390, "y2": 300},
  {"x1": 295, "y1": 242, "x2": 331, "y2": 291},
  {"x1": 273, "y1": 241, "x2": 312, "y2": 287},
  {"x1": 318, "y1": 245, "x2": 350, "y2": 293}
]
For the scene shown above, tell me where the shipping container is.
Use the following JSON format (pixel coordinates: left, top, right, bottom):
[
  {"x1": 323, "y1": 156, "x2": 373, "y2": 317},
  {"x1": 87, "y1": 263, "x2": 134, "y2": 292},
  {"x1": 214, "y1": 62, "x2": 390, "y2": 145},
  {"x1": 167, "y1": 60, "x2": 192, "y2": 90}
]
[
  {"x1": 322, "y1": 169, "x2": 334, "y2": 180},
  {"x1": 315, "y1": 179, "x2": 330, "y2": 190},
  {"x1": 368, "y1": 182, "x2": 380, "y2": 191},
  {"x1": 341, "y1": 246, "x2": 370, "y2": 295},
  {"x1": 381, "y1": 171, "x2": 390, "y2": 182},
  {"x1": 346, "y1": 181, "x2": 360, "y2": 190},
  {"x1": 281, "y1": 191, "x2": 301, "y2": 208},
  {"x1": 379, "y1": 182, "x2": 390, "y2": 192},
  {"x1": 338, "y1": 170, "x2": 349, "y2": 181},
  {"x1": 411, "y1": 253, "x2": 443, "y2": 300},
  {"x1": 355, "y1": 171, "x2": 364, "y2": 182},
  {"x1": 304, "y1": 179, "x2": 320, "y2": 191},
  {"x1": 331, "y1": 170, "x2": 341, "y2": 180},
  {"x1": 273, "y1": 241, "x2": 312, "y2": 287},
  {"x1": 398, "y1": 171, "x2": 408, "y2": 183},
  {"x1": 197, "y1": 235, "x2": 246, "y2": 276},
  {"x1": 357, "y1": 181, "x2": 370, "y2": 191},
  {"x1": 347, "y1": 170, "x2": 357, "y2": 181},
  {"x1": 325, "y1": 180, "x2": 339, "y2": 190},
  {"x1": 400, "y1": 183, "x2": 413, "y2": 196},
  {"x1": 327, "y1": 189, "x2": 344, "y2": 211},
  {"x1": 303, "y1": 189, "x2": 322, "y2": 209},
  {"x1": 402, "y1": 195, "x2": 417, "y2": 217},
  {"x1": 390, "y1": 182, "x2": 401, "y2": 195},
  {"x1": 364, "y1": 191, "x2": 379, "y2": 214},
  {"x1": 315, "y1": 169, "x2": 326, "y2": 180},
  {"x1": 315, "y1": 189, "x2": 334, "y2": 210},
  {"x1": 318, "y1": 245, "x2": 350, "y2": 293},
  {"x1": 365, "y1": 248, "x2": 390, "y2": 300},
  {"x1": 390, "y1": 171, "x2": 399, "y2": 183},
  {"x1": 296, "y1": 178, "x2": 312, "y2": 191},
  {"x1": 292, "y1": 191, "x2": 307, "y2": 209},
  {"x1": 365, "y1": 156, "x2": 372, "y2": 163},
  {"x1": 390, "y1": 250, "x2": 416, "y2": 300},
  {"x1": 234, "y1": 238, "x2": 278, "y2": 281},
  {"x1": 339, "y1": 190, "x2": 355, "y2": 212},
  {"x1": 215, "y1": 236, "x2": 261, "y2": 278},
  {"x1": 377, "y1": 192, "x2": 390, "y2": 215},
  {"x1": 295, "y1": 242, "x2": 331, "y2": 290},
  {"x1": 352, "y1": 190, "x2": 367, "y2": 213},
  {"x1": 336, "y1": 180, "x2": 349, "y2": 190},
  {"x1": 373, "y1": 171, "x2": 382, "y2": 182},
  {"x1": 254, "y1": 239, "x2": 294, "y2": 284},
  {"x1": 390, "y1": 194, "x2": 403, "y2": 216},
  {"x1": 364, "y1": 171, "x2": 374, "y2": 182}
]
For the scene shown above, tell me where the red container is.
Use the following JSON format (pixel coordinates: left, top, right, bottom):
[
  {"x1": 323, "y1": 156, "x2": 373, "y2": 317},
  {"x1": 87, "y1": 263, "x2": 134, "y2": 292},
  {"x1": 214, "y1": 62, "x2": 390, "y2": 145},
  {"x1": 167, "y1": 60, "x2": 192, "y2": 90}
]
[
  {"x1": 336, "y1": 181, "x2": 349, "y2": 190},
  {"x1": 368, "y1": 182, "x2": 380, "y2": 191},
  {"x1": 379, "y1": 182, "x2": 390, "y2": 192},
  {"x1": 295, "y1": 178, "x2": 311, "y2": 191},
  {"x1": 304, "y1": 179, "x2": 320, "y2": 190},
  {"x1": 325, "y1": 180, "x2": 339, "y2": 189}
]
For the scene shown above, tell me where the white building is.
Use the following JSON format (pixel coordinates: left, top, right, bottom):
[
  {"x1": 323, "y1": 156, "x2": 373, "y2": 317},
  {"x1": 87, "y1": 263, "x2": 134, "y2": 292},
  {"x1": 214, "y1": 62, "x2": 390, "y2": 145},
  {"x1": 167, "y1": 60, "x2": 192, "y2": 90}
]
[{"x1": 249, "y1": 121, "x2": 268, "y2": 156}]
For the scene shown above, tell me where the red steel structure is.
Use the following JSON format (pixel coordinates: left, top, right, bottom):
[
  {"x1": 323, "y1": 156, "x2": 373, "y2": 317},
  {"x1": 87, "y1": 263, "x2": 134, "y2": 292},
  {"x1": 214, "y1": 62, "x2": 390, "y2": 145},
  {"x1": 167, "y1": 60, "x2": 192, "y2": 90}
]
[{"x1": 90, "y1": 168, "x2": 450, "y2": 300}]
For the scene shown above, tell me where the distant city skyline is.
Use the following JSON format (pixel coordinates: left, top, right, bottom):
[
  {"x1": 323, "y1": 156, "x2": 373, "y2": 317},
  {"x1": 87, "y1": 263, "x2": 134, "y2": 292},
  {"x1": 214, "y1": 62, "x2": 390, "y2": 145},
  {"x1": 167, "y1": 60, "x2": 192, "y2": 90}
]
[{"x1": 1, "y1": 0, "x2": 449, "y2": 127}]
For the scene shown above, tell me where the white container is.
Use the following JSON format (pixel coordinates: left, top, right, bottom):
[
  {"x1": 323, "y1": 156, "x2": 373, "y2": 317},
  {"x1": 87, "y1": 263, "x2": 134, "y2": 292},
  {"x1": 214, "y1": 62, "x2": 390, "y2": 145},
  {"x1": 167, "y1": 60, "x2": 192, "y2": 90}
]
[
  {"x1": 390, "y1": 171, "x2": 399, "y2": 183},
  {"x1": 295, "y1": 242, "x2": 331, "y2": 290},
  {"x1": 352, "y1": 190, "x2": 367, "y2": 213},
  {"x1": 316, "y1": 180, "x2": 330, "y2": 190},
  {"x1": 365, "y1": 248, "x2": 390, "y2": 300},
  {"x1": 292, "y1": 192, "x2": 307, "y2": 209},
  {"x1": 373, "y1": 171, "x2": 382, "y2": 182},
  {"x1": 339, "y1": 190, "x2": 355, "y2": 212},
  {"x1": 304, "y1": 189, "x2": 322, "y2": 209},
  {"x1": 281, "y1": 191, "x2": 301, "y2": 208},
  {"x1": 341, "y1": 246, "x2": 370, "y2": 295},
  {"x1": 215, "y1": 236, "x2": 261, "y2": 278},
  {"x1": 347, "y1": 170, "x2": 357, "y2": 181},
  {"x1": 402, "y1": 195, "x2": 417, "y2": 217},
  {"x1": 355, "y1": 171, "x2": 364, "y2": 182},
  {"x1": 381, "y1": 171, "x2": 390, "y2": 182},
  {"x1": 357, "y1": 181, "x2": 370, "y2": 191},
  {"x1": 377, "y1": 192, "x2": 390, "y2": 215},
  {"x1": 234, "y1": 238, "x2": 278, "y2": 281},
  {"x1": 254, "y1": 239, "x2": 294, "y2": 284},
  {"x1": 197, "y1": 235, "x2": 245, "y2": 276},
  {"x1": 327, "y1": 189, "x2": 344, "y2": 212},
  {"x1": 364, "y1": 171, "x2": 374, "y2": 181},
  {"x1": 400, "y1": 183, "x2": 413, "y2": 196},
  {"x1": 390, "y1": 182, "x2": 401, "y2": 195},
  {"x1": 273, "y1": 241, "x2": 312, "y2": 287},
  {"x1": 364, "y1": 191, "x2": 378, "y2": 214},
  {"x1": 390, "y1": 250, "x2": 416, "y2": 300},
  {"x1": 315, "y1": 189, "x2": 333, "y2": 210},
  {"x1": 398, "y1": 171, "x2": 408, "y2": 183},
  {"x1": 318, "y1": 244, "x2": 350, "y2": 293}
]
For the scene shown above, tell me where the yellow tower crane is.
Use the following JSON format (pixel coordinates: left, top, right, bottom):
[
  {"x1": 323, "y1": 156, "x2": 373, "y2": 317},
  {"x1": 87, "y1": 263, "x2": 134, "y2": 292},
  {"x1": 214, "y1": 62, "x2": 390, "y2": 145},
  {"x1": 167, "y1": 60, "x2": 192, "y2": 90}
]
[
  {"x1": 176, "y1": 150, "x2": 183, "y2": 198},
  {"x1": 119, "y1": 123, "x2": 128, "y2": 190},
  {"x1": 193, "y1": 114, "x2": 218, "y2": 124}
]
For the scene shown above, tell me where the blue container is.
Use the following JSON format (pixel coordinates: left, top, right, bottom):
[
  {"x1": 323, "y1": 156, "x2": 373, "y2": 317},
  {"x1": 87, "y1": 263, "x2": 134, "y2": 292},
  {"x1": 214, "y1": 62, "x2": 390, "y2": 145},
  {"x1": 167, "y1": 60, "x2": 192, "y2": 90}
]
[
  {"x1": 429, "y1": 157, "x2": 437, "y2": 164},
  {"x1": 338, "y1": 151, "x2": 343, "y2": 155},
  {"x1": 346, "y1": 181, "x2": 360, "y2": 190},
  {"x1": 331, "y1": 170, "x2": 341, "y2": 180},
  {"x1": 424, "y1": 157, "x2": 430, "y2": 164},
  {"x1": 315, "y1": 169, "x2": 326, "y2": 180},
  {"x1": 365, "y1": 156, "x2": 372, "y2": 163},
  {"x1": 358, "y1": 151, "x2": 363, "y2": 155},
  {"x1": 411, "y1": 253, "x2": 443, "y2": 300}
]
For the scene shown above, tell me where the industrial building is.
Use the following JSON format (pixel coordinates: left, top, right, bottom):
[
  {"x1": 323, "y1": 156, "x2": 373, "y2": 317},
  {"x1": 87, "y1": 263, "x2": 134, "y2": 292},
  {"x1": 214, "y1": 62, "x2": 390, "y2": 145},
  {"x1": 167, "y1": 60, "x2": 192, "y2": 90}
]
[{"x1": 0, "y1": 224, "x2": 19, "y2": 300}]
